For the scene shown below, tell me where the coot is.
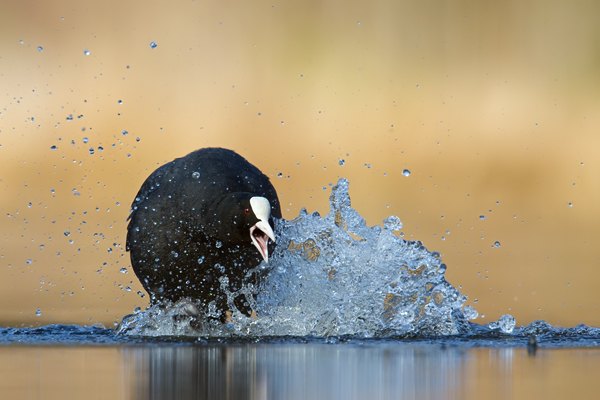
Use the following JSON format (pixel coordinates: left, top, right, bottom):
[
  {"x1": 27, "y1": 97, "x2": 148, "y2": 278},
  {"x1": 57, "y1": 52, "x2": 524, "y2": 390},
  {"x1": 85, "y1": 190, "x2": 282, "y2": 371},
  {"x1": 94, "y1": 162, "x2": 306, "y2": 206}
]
[{"x1": 126, "y1": 148, "x2": 281, "y2": 321}]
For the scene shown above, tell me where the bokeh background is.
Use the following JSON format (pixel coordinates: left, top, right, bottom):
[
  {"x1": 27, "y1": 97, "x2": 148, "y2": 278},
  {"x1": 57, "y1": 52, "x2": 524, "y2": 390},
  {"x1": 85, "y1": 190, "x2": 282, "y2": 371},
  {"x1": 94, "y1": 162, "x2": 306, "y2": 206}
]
[{"x1": 1, "y1": 0, "x2": 599, "y2": 328}]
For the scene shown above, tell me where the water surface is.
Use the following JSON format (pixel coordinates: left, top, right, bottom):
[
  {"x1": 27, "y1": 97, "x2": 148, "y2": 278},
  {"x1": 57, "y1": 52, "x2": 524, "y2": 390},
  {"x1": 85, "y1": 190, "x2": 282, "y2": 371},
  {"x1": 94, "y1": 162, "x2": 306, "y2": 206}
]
[{"x1": 1, "y1": 325, "x2": 599, "y2": 400}]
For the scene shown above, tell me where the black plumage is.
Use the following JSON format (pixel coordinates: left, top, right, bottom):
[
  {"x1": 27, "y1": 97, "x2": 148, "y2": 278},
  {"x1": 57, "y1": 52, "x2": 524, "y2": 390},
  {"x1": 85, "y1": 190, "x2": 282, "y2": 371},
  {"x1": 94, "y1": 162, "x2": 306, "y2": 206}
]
[{"x1": 126, "y1": 147, "x2": 281, "y2": 321}]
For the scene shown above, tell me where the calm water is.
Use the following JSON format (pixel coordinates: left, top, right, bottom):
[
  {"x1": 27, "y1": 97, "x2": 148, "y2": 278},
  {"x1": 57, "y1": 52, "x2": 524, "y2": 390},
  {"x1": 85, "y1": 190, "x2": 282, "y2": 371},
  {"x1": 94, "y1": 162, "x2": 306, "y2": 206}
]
[{"x1": 1, "y1": 325, "x2": 599, "y2": 400}]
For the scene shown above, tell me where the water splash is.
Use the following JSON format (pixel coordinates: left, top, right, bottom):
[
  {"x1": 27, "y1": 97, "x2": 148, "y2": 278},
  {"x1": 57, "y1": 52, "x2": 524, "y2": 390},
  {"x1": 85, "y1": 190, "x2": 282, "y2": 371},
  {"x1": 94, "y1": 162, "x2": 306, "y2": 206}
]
[{"x1": 118, "y1": 178, "x2": 476, "y2": 337}]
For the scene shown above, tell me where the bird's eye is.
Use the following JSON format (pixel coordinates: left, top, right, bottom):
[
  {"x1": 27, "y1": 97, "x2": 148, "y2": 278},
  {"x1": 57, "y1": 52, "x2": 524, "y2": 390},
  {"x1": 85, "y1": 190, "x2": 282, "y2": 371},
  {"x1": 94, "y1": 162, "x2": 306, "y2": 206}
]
[{"x1": 244, "y1": 208, "x2": 250, "y2": 215}]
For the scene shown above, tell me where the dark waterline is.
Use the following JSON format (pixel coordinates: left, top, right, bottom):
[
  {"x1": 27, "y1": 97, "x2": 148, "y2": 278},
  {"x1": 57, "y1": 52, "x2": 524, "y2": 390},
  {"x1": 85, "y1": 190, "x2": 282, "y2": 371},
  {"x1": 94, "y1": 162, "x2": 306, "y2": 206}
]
[{"x1": 1, "y1": 322, "x2": 600, "y2": 348}]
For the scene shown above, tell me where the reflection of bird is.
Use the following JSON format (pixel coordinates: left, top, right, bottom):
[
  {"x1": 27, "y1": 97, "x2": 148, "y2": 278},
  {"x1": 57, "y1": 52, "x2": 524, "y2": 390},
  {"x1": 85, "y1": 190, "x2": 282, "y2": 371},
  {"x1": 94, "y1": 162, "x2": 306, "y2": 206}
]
[{"x1": 126, "y1": 148, "x2": 281, "y2": 322}]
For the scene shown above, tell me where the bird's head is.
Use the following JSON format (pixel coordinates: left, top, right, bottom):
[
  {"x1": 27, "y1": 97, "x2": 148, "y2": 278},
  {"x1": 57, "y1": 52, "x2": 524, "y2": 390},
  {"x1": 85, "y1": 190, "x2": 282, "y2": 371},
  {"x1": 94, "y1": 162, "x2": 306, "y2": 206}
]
[{"x1": 213, "y1": 193, "x2": 276, "y2": 262}]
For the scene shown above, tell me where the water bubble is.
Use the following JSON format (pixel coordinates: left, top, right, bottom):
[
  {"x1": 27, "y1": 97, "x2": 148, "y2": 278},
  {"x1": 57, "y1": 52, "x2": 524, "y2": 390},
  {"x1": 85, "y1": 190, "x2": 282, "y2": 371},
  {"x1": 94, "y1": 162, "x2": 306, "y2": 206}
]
[
  {"x1": 36, "y1": 309, "x2": 42, "y2": 317},
  {"x1": 498, "y1": 314, "x2": 516, "y2": 334},
  {"x1": 37, "y1": 46, "x2": 43, "y2": 52},
  {"x1": 494, "y1": 241, "x2": 501, "y2": 248},
  {"x1": 463, "y1": 305, "x2": 478, "y2": 320},
  {"x1": 402, "y1": 169, "x2": 410, "y2": 177},
  {"x1": 197, "y1": 256, "x2": 205, "y2": 264},
  {"x1": 50, "y1": 145, "x2": 57, "y2": 150},
  {"x1": 338, "y1": 159, "x2": 345, "y2": 166},
  {"x1": 64, "y1": 231, "x2": 70, "y2": 236},
  {"x1": 119, "y1": 267, "x2": 128, "y2": 274},
  {"x1": 382, "y1": 215, "x2": 403, "y2": 231},
  {"x1": 150, "y1": 42, "x2": 157, "y2": 49},
  {"x1": 192, "y1": 171, "x2": 200, "y2": 179},
  {"x1": 479, "y1": 215, "x2": 486, "y2": 220},
  {"x1": 84, "y1": 49, "x2": 90, "y2": 55}
]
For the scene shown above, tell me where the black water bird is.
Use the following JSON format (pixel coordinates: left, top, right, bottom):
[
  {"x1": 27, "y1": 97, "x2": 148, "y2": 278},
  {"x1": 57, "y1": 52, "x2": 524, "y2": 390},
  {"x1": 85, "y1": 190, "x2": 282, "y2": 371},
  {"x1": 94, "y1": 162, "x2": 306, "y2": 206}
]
[{"x1": 126, "y1": 147, "x2": 281, "y2": 321}]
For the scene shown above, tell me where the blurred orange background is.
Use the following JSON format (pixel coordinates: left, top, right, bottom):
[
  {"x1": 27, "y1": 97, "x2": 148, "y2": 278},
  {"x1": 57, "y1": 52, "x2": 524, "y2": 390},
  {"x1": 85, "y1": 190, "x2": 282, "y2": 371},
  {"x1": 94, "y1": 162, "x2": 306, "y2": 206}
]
[{"x1": 0, "y1": 0, "x2": 598, "y2": 328}]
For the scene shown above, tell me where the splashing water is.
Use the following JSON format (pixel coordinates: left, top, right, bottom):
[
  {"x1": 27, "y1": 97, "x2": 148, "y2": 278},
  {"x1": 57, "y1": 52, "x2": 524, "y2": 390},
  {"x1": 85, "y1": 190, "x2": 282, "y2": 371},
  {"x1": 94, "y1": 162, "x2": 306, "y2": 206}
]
[{"x1": 118, "y1": 178, "x2": 477, "y2": 337}]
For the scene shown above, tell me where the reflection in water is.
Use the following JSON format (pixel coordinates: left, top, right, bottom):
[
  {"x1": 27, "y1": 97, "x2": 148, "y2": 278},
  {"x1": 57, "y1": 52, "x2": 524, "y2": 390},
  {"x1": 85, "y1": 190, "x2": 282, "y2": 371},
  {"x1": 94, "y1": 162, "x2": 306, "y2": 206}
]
[
  {"x1": 1, "y1": 344, "x2": 600, "y2": 399},
  {"x1": 129, "y1": 344, "x2": 467, "y2": 400}
]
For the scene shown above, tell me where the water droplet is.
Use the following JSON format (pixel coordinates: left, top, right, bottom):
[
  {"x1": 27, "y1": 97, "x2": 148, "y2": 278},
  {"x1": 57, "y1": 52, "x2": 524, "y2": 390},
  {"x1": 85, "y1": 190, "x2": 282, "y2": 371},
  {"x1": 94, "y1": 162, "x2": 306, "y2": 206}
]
[
  {"x1": 383, "y1": 215, "x2": 403, "y2": 231},
  {"x1": 64, "y1": 231, "x2": 70, "y2": 236},
  {"x1": 50, "y1": 145, "x2": 57, "y2": 150},
  {"x1": 197, "y1": 256, "x2": 205, "y2": 264},
  {"x1": 281, "y1": 121, "x2": 284, "y2": 125},
  {"x1": 192, "y1": 171, "x2": 200, "y2": 179},
  {"x1": 125, "y1": 286, "x2": 132, "y2": 292},
  {"x1": 150, "y1": 41, "x2": 157, "y2": 49},
  {"x1": 463, "y1": 305, "x2": 478, "y2": 320},
  {"x1": 122, "y1": 130, "x2": 128, "y2": 136},
  {"x1": 498, "y1": 314, "x2": 516, "y2": 334},
  {"x1": 568, "y1": 203, "x2": 573, "y2": 207},
  {"x1": 402, "y1": 169, "x2": 410, "y2": 177},
  {"x1": 97, "y1": 146, "x2": 104, "y2": 151},
  {"x1": 474, "y1": 299, "x2": 478, "y2": 303},
  {"x1": 83, "y1": 137, "x2": 89, "y2": 143},
  {"x1": 119, "y1": 267, "x2": 128, "y2": 274},
  {"x1": 37, "y1": 46, "x2": 43, "y2": 52},
  {"x1": 89, "y1": 147, "x2": 94, "y2": 155},
  {"x1": 118, "y1": 100, "x2": 123, "y2": 105},
  {"x1": 494, "y1": 241, "x2": 501, "y2": 248},
  {"x1": 36, "y1": 309, "x2": 42, "y2": 317},
  {"x1": 479, "y1": 215, "x2": 486, "y2": 220},
  {"x1": 84, "y1": 49, "x2": 90, "y2": 55},
  {"x1": 136, "y1": 137, "x2": 140, "y2": 142},
  {"x1": 20, "y1": 40, "x2": 23, "y2": 44},
  {"x1": 215, "y1": 241, "x2": 222, "y2": 249},
  {"x1": 277, "y1": 172, "x2": 283, "y2": 178},
  {"x1": 26, "y1": 259, "x2": 32, "y2": 264},
  {"x1": 338, "y1": 159, "x2": 345, "y2": 166}
]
